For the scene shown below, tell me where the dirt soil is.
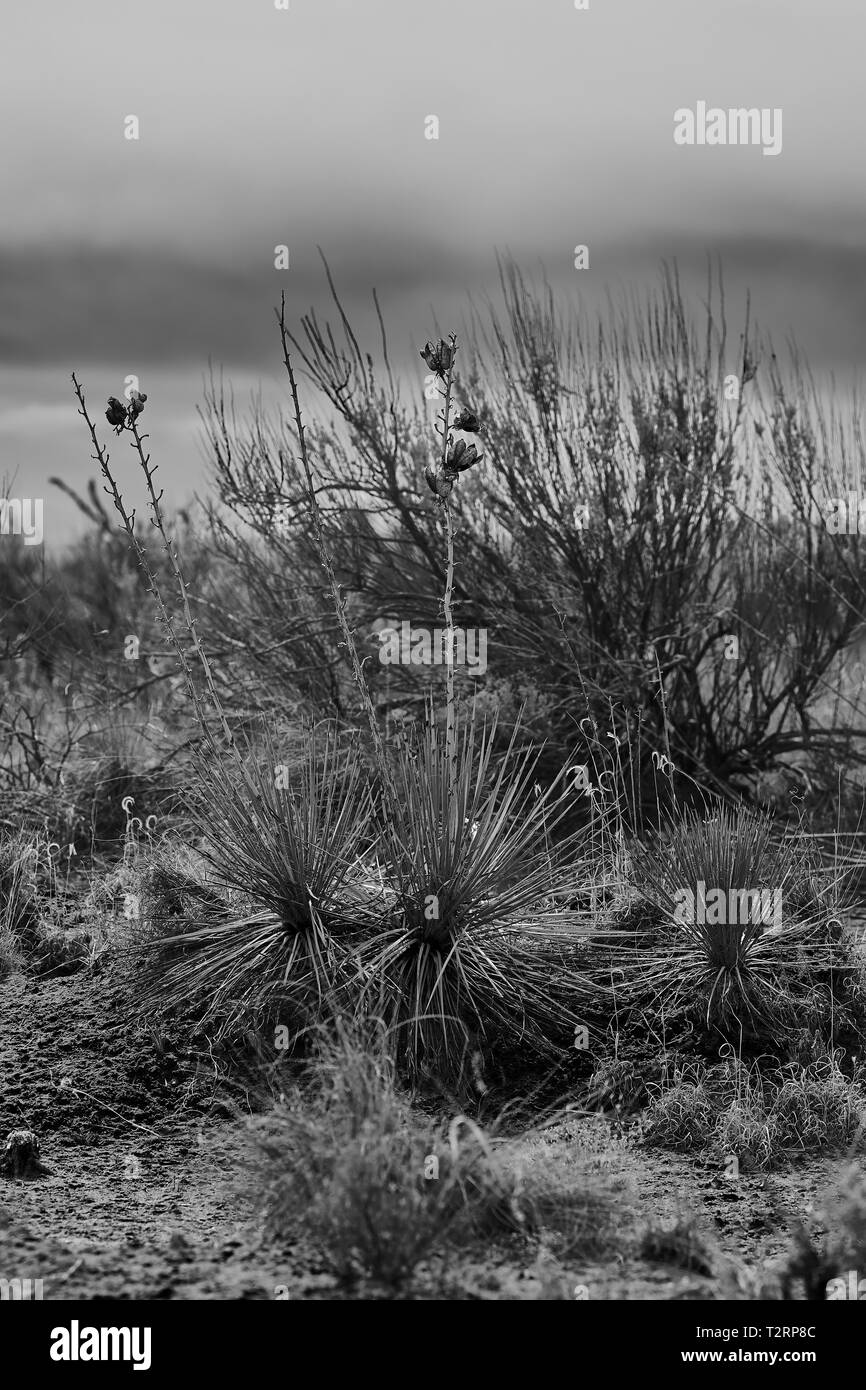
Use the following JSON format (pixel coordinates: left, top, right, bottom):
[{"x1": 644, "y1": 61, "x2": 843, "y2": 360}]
[{"x1": 0, "y1": 964, "x2": 852, "y2": 1300}]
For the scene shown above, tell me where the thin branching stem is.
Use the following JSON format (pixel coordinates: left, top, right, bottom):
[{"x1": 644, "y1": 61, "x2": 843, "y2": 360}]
[
  {"x1": 437, "y1": 342, "x2": 458, "y2": 806},
  {"x1": 128, "y1": 419, "x2": 237, "y2": 753},
  {"x1": 277, "y1": 293, "x2": 402, "y2": 827},
  {"x1": 71, "y1": 374, "x2": 222, "y2": 754}
]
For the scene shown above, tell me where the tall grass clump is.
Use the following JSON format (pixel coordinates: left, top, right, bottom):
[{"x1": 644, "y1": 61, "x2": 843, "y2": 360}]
[{"x1": 254, "y1": 1021, "x2": 529, "y2": 1290}]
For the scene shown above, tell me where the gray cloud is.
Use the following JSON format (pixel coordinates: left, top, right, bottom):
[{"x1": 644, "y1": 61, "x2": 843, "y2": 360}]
[
  {"x1": 5, "y1": 0, "x2": 866, "y2": 545},
  {"x1": 4, "y1": 232, "x2": 866, "y2": 374}
]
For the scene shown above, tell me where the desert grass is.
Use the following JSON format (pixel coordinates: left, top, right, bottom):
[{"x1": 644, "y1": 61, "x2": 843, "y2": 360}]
[
  {"x1": 254, "y1": 1021, "x2": 617, "y2": 1291},
  {"x1": 643, "y1": 1051, "x2": 866, "y2": 1169}
]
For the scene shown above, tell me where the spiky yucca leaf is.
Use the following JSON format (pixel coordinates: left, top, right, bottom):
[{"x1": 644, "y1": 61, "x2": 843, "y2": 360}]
[
  {"x1": 357, "y1": 705, "x2": 593, "y2": 1080},
  {"x1": 138, "y1": 721, "x2": 377, "y2": 1040}
]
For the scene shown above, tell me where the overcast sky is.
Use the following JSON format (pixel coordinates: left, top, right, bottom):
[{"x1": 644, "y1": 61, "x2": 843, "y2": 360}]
[{"x1": 3, "y1": 0, "x2": 866, "y2": 544}]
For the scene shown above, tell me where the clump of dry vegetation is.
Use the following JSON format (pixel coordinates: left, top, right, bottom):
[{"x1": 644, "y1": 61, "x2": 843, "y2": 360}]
[
  {"x1": 643, "y1": 1051, "x2": 866, "y2": 1169},
  {"x1": 0, "y1": 830, "x2": 39, "y2": 977},
  {"x1": 4, "y1": 260, "x2": 866, "y2": 1297},
  {"x1": 254, "y1": 1021, "x2": 618, "y2": 1292}
]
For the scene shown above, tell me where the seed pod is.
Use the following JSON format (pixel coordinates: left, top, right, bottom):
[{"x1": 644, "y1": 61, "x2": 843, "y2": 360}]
[
  {"x1": 420, "y1": 339, "x2": 454, "y2": 377},
  {"x1": 105, "y1": 397, "x2": 127, "y2": 428},
  {"x1": 446, "y1": 439, "x2": 482, "y2": 472},
  {"x1": 425, "y1": 465, "x2": 455, "y2": 500},
  {"x1": 452, "y1": 407, "x2": 480, "y2": 432}
]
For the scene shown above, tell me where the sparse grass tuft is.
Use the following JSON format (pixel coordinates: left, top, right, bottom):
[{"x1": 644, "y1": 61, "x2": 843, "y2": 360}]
[
  {"x1": 719, "y1": 1055, "x2": 865, "y2": 1165},
  {"x1": 255, "y1": 1021, "x2": 620, "y2": 1292},
  {"x1": 640, "y1": 1066, "x2": 715, "y2": 1150},
  {"x1": 254, "y1": 1021, "x2": 530, "y2": 1290},
  {"x1": 644, "y1": 1052, "x2": 866, "y2": 1169},
  {"x1": 0, "y1": 830, "x2": 41, "y2": 976}
]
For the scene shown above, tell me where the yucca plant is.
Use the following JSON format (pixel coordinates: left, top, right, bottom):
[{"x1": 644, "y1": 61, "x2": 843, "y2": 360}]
[
  {"x1": 137, "y1": 720, "x2": 378, "y2": 1042},
  {"x1": 620, "y1": 803, "x2": 846, "y2": 1040},
  {"x1": 354, "y1": 702, "x2": 593, "y2": 1081}
]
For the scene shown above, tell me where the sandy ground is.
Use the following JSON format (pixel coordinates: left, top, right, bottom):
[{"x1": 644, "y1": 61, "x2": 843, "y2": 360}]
[{"x1": 0, "y1": 965, "x2": 853, "y2": 1300}]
